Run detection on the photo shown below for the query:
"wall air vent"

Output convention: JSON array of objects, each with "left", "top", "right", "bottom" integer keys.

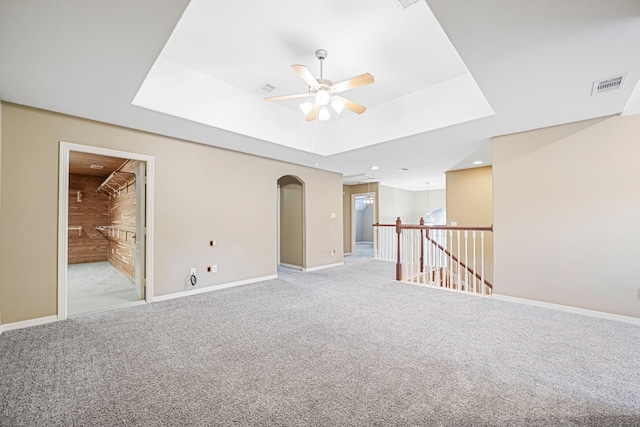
[
  {"left": 396, "top": 0, "right": 420, "bottom": 9},
  {"left": 591, "top": 74, "right": 626, "bottom": 95}
]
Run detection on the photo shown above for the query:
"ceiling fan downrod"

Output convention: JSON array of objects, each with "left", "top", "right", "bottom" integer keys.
[{"left": 316, "top": 49, "right": 327, "bottom": 80}]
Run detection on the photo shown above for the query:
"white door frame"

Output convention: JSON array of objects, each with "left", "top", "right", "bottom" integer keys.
[
  {"left": 57, "top": 142, "right": 155, "bottom": 320},
  {"left": 351, "top": 192, "right": 375, "bottom": 252}
]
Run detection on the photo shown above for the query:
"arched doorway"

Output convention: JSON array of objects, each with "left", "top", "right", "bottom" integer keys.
[{"left": 277, "top": 175, "right": 305, "bottom": 270}]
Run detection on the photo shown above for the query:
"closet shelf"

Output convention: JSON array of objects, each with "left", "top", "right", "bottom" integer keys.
[
  {"left": 96, "top": 225, "right": 136, "bottom": 239},
  {"left": 96, "top": 170, "right": 135, "bottom": 198}
]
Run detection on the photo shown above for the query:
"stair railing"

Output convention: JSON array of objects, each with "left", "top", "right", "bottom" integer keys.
[{"left": 374, "top": 218, "right": 493, "bottom": 296}]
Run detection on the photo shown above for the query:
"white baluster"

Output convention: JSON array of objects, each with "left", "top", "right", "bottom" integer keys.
[
  {"left": 472, "top": 230, "right": 477, "bottom": 293},
  {"left": 464, "top": 230, "right": 469, "bottom": 292},
  {"left": 481, "top": 231, "right": 486, "bottom": 295},
  {"left": 456, "top": 230, "right": 461, "bottom": 290}
]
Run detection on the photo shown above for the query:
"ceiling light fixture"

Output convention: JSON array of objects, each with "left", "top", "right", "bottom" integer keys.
[
  {"left": 370, "top": 166, "right": 379, "bottom": 170},
  {"left": 315, "top": 89, "right": 331, "bottom": 106},
  {"left": 363, "top": 195, "right": 375, "bottom": 205},
  {"left": 266, "top": 49, "right": 374, "bottom": 122},
  {"left": 318, "top": 107, "right": 331, "bottom": 121},
  {"left": 473, "top": 160, "right": 483, "bottom": 165}
]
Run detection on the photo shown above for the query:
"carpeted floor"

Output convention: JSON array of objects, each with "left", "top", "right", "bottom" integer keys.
[
  {"left": 1, "top": 257, "right": 639, "bottom": 426},
  {"left": 67, "top": 261, "right": 140, "bottom": 315}
]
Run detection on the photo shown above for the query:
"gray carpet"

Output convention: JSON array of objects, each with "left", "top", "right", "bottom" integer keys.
[
  {"left": 68, "top": 261, "right": 140, "bottom": 315},
  {"left": 1, "top": 257, "right": 639, "bottom": 426}
]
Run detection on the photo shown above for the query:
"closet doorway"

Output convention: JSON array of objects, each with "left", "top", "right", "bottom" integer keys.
[{"left": 58, "top": 142, "right": 154, "bottom": 319}]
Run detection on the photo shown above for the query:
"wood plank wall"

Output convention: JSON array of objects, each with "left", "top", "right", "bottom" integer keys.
[
  {"left": 68, "top": 174, "right": 109, "bottom": 264},
  {"left": 107, "top": 164, "right": 137, "bottom": 282}
]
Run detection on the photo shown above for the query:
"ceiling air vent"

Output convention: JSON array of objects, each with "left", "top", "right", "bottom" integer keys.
[
  {"left": 396, "top": 0, "right": 420, "bottom": 9},
  {"left": 257, "top": 83, "right": 276, "bottom": 94},
  {"left": 591, "top": 74, "right": 626, "bottom": 95}
]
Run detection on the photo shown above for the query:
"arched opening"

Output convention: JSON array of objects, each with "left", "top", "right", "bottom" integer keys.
[{"left": 277, "top": 175, "right": 305, "bottom": 270}]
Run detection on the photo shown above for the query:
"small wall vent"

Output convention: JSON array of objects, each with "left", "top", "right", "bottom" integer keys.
[
  {"left": 592, "top": 74, "right": 626, "bottom": 95},
  {"left": 396, "top": 0, "right": 420, "bottom": 9}
]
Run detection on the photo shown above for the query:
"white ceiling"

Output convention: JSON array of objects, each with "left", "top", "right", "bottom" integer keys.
[
  {"left": 1, "top": 0, "right": 639, "bottom": 190},
  {"left": 132, "top": 0, "right": 494, "bottom": 156}
]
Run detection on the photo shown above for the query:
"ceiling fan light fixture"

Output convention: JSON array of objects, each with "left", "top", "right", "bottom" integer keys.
[
  {"left": 315, "top": 89, "right": 331, "bottom": 106},
  {"left": 318, "top": 106, "right": 331, "bottom": 121},
  {"left": 299, "top": 101, "right": 313, "bottom": 116},
  {"left": 331, "top": 97, "right": 345, "bottom": 114}
]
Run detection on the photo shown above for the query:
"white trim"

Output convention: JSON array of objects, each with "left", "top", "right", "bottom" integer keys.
[
  {"left": 493, "top": 294, "right": 640, "bottom": 326},
  {"left": 67, "top": 300, "right": 147, "bottom": 318},
  {"left": 154, "top": 275, "right": 278, "bottom": 302},
  {"left": 304, "top": 262, "right": 344, "bottom": 272},
  {"left": 58, "top": 142, "right": 156, "bottom": 320},
  {"left": 279, "top": 262, "right": 303, "bottom": 271},
  {"left": 1, "top": 315, "right": 58, "bottom": 332},
  {"left": 0, "top": 325, "right": 3, "bottom": 336}
]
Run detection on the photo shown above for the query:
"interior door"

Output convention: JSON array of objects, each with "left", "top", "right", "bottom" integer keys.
[{"left": 134, "top": 161, "right": 146, "bottom": 299}]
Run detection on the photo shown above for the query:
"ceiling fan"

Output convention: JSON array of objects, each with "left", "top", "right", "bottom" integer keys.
[{"left": 265, "top": 49, "right": 374, "bottom": 122}]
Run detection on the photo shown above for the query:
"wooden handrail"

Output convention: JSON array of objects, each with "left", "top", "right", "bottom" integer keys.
[
  {"left": 425, "top": 234, "right": 493, "bottom": 290},
  {"left": 374, "top": 223, "right": 493, "bottom": 232}
]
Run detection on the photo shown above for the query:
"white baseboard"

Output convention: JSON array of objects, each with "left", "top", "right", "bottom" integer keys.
[
  {"left": 0, "top": 315, "right": 58, "bottom": 333},
  {"left": 67, "top": 300, "right": 147, "bottom": 318},
  {"left": 304, "top": 262, "right": 344, "bottom": 272},
  {"left": 492, "top": 294, "right": 640, "bottom": 326},
  {"left": 279, "top": 263, "right": 303, "bottom": 271},
  {"left": 154, "top": 274, "right": 278, "bottom": 302}
]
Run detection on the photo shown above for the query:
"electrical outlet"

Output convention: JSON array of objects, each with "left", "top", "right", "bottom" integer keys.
[
  {"left": 190, "top": 267, "right": 196, "bottom": 276},
  {"left": 212, "top": 265, "right": 217, "bottom": 273},
  {"left": 331, "top": 250, "right": 336, "bottom": 256}
]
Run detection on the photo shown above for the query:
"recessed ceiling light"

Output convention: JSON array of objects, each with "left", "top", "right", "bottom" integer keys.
[
  {"left": 370, "top": 166, "right": 379, "bottom": 170},
  {"left": 473, "top": 161, "right": 483, "bottom": 165},
  {"left": 90, "top": 164, "right": 104, "bottom": 169}
]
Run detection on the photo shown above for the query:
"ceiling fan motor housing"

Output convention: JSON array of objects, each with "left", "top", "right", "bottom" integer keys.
[{"left": 315, "top": 49, "right": 328, "bottom": 60}]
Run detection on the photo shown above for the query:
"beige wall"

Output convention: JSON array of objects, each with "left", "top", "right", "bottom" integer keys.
[
  {"left": 343, "top": 183, "right": 378, "bottom": 254},
  {"left": 445, "top": 167, "right": 492, "bottom": 227},
  {"left": 493, "top": 115, "right": 640, "bottom": 318},
  {"left": 0, "top": 103, "right": 343, "bottom": 324},
  {"left": 278, "top": 177, "right": 304, "bottom": 267},
  {"left": 446, "top": 166, "right": 493, "bottom": 282},
  {"left": 411, "top": 189, "right": 445, "bottom": 221},
  {"left": 378, "top": 185, "right": 415, "bottom": 224}
]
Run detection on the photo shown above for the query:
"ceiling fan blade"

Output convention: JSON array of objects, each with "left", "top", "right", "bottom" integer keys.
[
  {"left": 335, "top": 96, "right": 367, "bottom": 115},
  {"left": 305, "top": 103, "right": 320, "bottom": 121},
  {"left": 292, "top": 65, "right": 320, "bottom": 88},
  {"left": 265, "top": 93, "right": 311, "bottom": 102},
  {"left": 331, "top": 73, "right": 375, "bottom": 94}
]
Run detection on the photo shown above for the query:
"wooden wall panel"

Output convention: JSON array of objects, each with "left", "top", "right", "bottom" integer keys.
[
  {"left": 68, "top": 174, "right": 109, "bottom": 264},
  {"left": 107, "top": 174, "right": 136, "bottom": 282}
]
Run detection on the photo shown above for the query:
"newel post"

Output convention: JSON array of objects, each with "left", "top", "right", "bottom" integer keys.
[
  {"left": 395, "top": 217, "right": 402, "bottom": 281},
  {"left": 419, "top": 218, "right": 425, "bottom": 273}
]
